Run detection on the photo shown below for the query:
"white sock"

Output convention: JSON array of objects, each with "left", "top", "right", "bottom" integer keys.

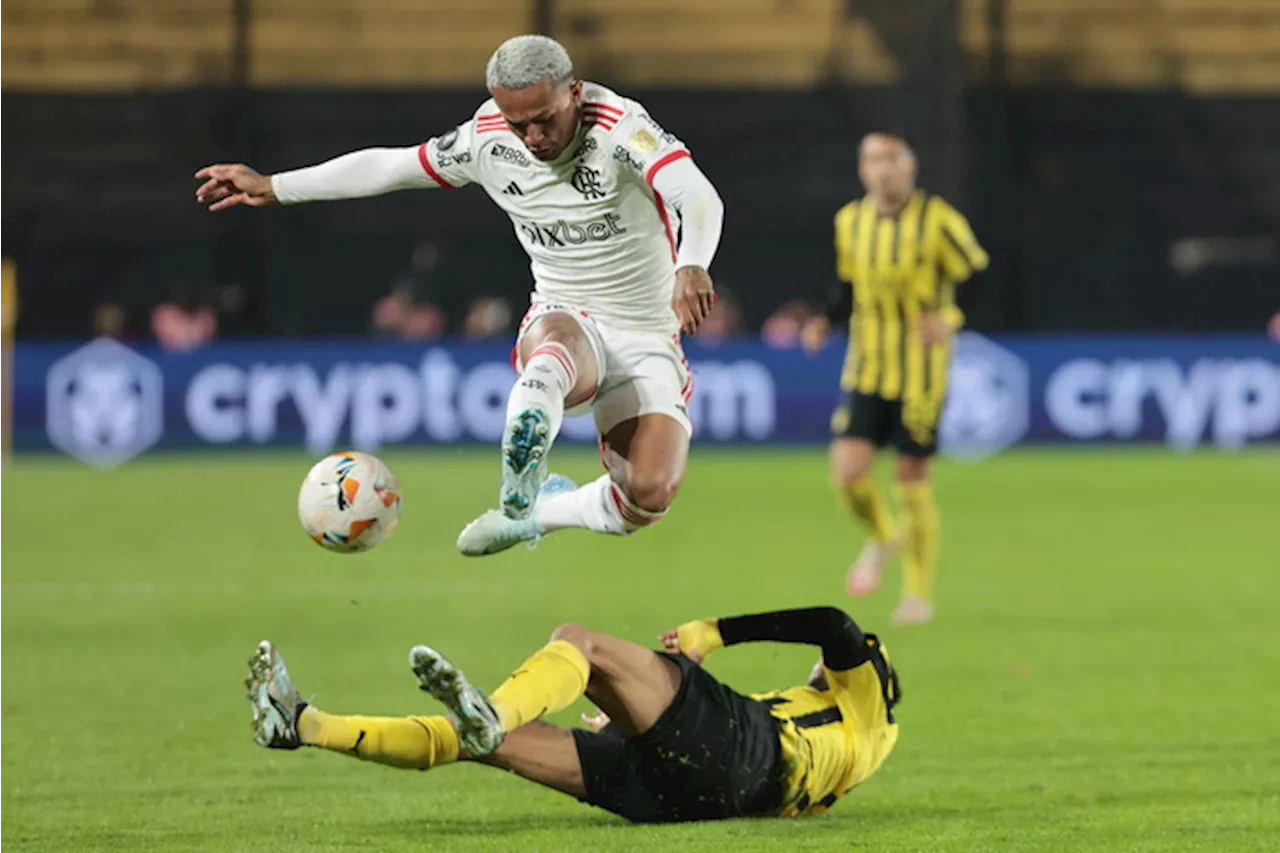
[
  {"left": 507, "top": 342, "right": 575, "bottom": 442},
  {"left": 535, "top": 474, "right": 666, "bottom": 535}
]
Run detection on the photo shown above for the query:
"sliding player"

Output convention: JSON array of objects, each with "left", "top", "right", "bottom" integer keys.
[{"left": 246, "top": 605, "right": 901, "bottom": 823}]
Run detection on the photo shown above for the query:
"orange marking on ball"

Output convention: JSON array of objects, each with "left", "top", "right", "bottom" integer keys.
[
  {"left": 342, "top": 476, "right": 360, "bottom": 506},
  {"left": 348, "top": 518, "right": 376, "bottom": 541}
]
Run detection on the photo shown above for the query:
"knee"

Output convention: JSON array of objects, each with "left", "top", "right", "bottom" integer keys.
[
  {"left": 624, "top": 469, "right": 682, "bottom": 514},
  {"left": 830, "top": 441, "right": 874, "bottom": 487},
  {"left": 895, "top": 456, "right": 931, "bottom": 484},
  {"left": 832, "top": 468, "right": 868, "bottom": 489},
  {"left": 831, "top": 458, "right": 872, "bottom": 488}
]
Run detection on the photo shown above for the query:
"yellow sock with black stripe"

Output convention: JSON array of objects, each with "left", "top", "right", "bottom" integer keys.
[
  {"left": 836, "top": 477, "right": 897, "bottom": 543},
  {"left": 299, "top": 708, "right": 459, "bottom": 769},
  {"left": 489, "top": 640, "right": 590, "bottom": 733},
  {"left": 897, "top": 481, "right": 941, "bottom": 601}
]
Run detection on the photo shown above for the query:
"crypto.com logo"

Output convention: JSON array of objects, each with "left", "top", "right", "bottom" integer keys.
[
  {"left": 938, "top": 332, "right": 1030, "bottom": 461},
  {"left": 46, "top": 338, "right": 163, "bottom": 469}
]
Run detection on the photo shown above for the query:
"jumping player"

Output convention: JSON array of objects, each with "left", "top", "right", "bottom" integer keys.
[
  {"left": 195, "top": 35, "right": 724, "bottom": 556},
  {"left": 245, "top": 606, "right": 901, "bottom": 823}
]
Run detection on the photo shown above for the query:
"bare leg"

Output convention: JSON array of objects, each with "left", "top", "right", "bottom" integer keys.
[
  {"left": 533, "top": 414, "right": 689, "bottom": 535},
  {"left": 475, "top": 721, "right": 587, "bottom": 799},
  {"left": 602, "top": 414, "right": 689, "bottom": 514},
  {"left": 551, "top": 622, "right": 681, "bottom": 737},
  {"left": 830, "top": 436, "right": 876, "bottom": 489}
]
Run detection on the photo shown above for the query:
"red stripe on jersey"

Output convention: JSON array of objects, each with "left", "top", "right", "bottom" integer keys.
[
  {"left": 477, "top": 112, "right": 502, "bottom": 120},
  {"left": 651, "top": 189, "right": 677, "bottom": 263},
  {"left": 644, "top": 149, "right": 691, "bottom": 186},
  {"left": 582, "top": 113, "right": 617, "bottom": 128},
  {"left": 417, "top": 142, "right": 455, "bottom": 189},
  {"left": 476, "top": 119, "right": 506, "bottom": 126},
  {"left": 585, "top": 102, "right": 623, "bottom": 116}
]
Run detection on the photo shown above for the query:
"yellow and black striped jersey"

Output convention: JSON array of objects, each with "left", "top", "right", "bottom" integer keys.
[
  {"left": 833, "top": 191, "right": 987, "bottom": 402},
  {"left": 751, "top": 637, "right": 900, "bottom": 817}
]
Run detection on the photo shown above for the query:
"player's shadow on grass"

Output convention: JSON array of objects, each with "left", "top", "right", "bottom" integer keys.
[
  {"left": 376, "top": 812, "right": 903, "bottom": 841},
  {"left": 376, "top": 814, "right": 622, "bottom": 837}
]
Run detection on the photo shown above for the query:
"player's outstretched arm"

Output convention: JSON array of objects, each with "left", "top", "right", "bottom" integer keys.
[
  {"left": 661, "top": 606, "right": 870, "bottom": 671},
  {"left": 195, "top": 147, "right": 438, "bottom": 211}
]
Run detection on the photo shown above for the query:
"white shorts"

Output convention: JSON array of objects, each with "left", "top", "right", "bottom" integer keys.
[{"left": 514, "top": 301, "right": 694, "bottom": 436}]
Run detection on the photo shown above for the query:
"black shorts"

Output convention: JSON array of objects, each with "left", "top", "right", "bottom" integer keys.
[
  {"left": 832, "top": 390, "right": 939, "bottom": 458},
  {"left": 572, "top": 652, "right": 784, "bottom": 824}
]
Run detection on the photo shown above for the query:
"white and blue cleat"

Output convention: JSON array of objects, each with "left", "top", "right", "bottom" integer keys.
[
  {"left": 245, "top": 640, "right": 305, "bottom": 749},
  {"left": 409, "top": 644, "right": 504, "bottom": 757},
  {"left": 458, "top": 474, "right": 576, "bottom": 557},
  {"left": 500, "top": 409, "right": 552, "bottom": 519}
]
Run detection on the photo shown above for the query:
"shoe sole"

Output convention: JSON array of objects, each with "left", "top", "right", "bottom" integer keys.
[
  {"left": 245, "top": 640, "right": 299, "bottom": 749},
  {"left": 501, "top": 411, "right": 550, "bottom": 519},
  {"left": 409, "top": 645, "right": 502, "bottom": 756}
]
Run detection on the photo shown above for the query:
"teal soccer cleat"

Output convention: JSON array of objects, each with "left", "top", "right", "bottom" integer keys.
[{"left": 500, "top": 409, "right": 552, "bottom": 519}]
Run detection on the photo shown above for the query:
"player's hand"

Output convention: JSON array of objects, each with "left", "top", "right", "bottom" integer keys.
[
  {"left": 801, "top": 316, "right": 831, "bottom": 355},
  {"left": 659, "top": 618, "right": 725, "bottom": 664},
  {"left": 918, "top": 311, "right": 953, "bottom": 346},
  {"left": 672, "top": 266, "right": 716, "bottom": 336},
  {"left": 581, "top": 709, "right": 611, "bottom": 731},
  {"left": 194, "top": 164, "right": 277, "bottom": 211}
]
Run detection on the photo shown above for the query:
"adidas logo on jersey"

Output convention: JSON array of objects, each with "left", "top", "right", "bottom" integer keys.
[{"left": 502, "top": 182, "right": 523, "bottom": 196}]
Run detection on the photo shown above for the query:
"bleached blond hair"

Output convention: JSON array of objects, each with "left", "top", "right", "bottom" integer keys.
[{"left": 486, "top": 35, "right": 574, "bottom": 91}]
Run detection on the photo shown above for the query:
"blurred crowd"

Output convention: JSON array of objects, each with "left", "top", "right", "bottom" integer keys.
[{"left": 88, "top": 238, "right": 835, "bottom": 353}]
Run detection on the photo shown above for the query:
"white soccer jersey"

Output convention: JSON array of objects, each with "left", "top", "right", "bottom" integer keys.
[{"left": 418, "top": 83, "right": 696, "bottom": 333}]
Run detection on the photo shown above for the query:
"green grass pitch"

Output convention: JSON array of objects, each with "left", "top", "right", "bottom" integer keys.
[{"left": 3, "top": 447, "right": 1278, "bottom": 852}]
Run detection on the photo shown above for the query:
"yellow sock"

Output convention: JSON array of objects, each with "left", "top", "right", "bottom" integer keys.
[
  {"left": 897, "top": 481, "right": 940, "bottom": 601},
  {"left": 836, "top": 477, "right": 897, "bottom": 543},
  {"left": 299, "top": 709, "right": 459, "bottom": 770},
  {"left": 489, "top": 640, "right": 590, "bottom": 732}
]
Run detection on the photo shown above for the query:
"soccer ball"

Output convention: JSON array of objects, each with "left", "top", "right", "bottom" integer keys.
[{"left": 298, "top": 451, "right": 402, "bottom": 553}]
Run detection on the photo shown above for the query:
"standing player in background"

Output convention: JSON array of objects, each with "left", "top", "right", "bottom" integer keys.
[
  {"left": 194, "top": 35, "right": 723, "bottom": 557},
  {"left": 802, "top": 132, "right": 987, "bottom": 626}
]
